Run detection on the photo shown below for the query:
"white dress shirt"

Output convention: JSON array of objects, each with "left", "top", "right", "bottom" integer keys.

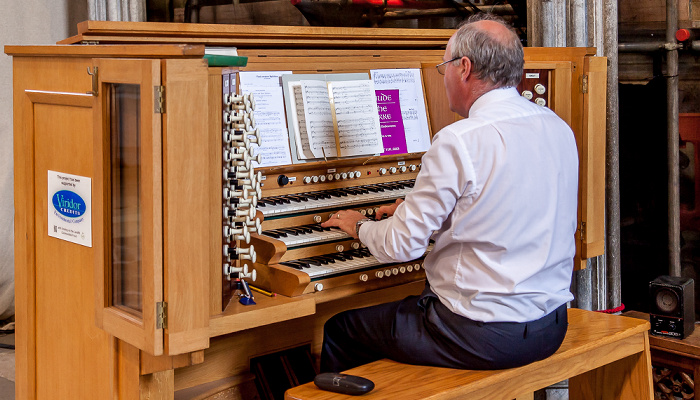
[{"left": 359, "top": 87, "right": 578, "bottom": 323}]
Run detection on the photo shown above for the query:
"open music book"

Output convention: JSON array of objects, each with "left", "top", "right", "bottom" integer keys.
[{"left": 283, "top": 74, "right": 384, "bottom": 160}]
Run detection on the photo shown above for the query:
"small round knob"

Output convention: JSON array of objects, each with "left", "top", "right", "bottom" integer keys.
[
  {"left": 277, "top": 175, "right": 290, "bottom": 186},
  {"left": 389, "top": 167, "right": 397, "bottom": 174},
  {"left": 314, "top": 283, "right": 324, "bottom": 292}
]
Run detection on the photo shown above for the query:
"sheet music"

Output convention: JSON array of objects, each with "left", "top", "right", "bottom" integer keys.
[
  {"left": 370, "top": 69, "right": 431, "bottom": 153},
  {"left": 376, "top": 89, "right": 407, "bottom": 155},
  {"left": 301, "top": 80, "right": 337, "bottom": 158},
  {"left": 328, "top": 80, "right": 383, "bottom": 157},
  {"left": 238, "top": 71, "right": 293, "bottom": 167},
  {"left": 287, "top": 82, "right": 315, "bottom": 159}
]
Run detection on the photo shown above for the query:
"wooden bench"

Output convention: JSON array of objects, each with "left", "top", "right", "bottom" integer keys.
[{"left": 285, "top": 308, "right": 654, "bottom": 400}]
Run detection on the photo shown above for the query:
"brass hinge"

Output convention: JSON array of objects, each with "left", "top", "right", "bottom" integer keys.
[
  {"left": 581, "top": 75, "right": 589, "bottom": 94},
  {"left": 156, "top": 301, "right": 168, "bottom": 329},
  {"left": 154, "top": 86, "right": 165, "bottom": 113},
  {"left": 86, "top": 67, "right": 98, "bottom": 96},
  {"left": 578, "top": 221, "right": 586, "bottom": 241}
]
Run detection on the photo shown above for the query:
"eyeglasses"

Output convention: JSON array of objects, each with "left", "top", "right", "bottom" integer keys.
[{"left": 436, "top": 56, "right": 461, "bottom": 75}]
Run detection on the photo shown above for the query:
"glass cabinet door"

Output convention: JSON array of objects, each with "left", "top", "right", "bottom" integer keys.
[{"left": 93, "top": 59, "right": 164, "bottom": 356}]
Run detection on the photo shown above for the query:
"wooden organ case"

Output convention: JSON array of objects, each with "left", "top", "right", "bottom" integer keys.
[{"left": 7, "top": 22, "right": 606, "bottom": 400}]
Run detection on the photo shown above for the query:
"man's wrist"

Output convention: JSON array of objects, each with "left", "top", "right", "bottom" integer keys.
[{"left": 355, "top": 218, "right": 372, "bottom": 239}]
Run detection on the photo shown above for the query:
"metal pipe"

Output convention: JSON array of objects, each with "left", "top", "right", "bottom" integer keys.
[
  {"left": 604, "top": 0, "right": 622, "bottom": 310},
  {"left": 568, "top": 0, "right": 587, "bottom": 46},
  {"left": 618, "top": 41, "right": 666, "bottom": 52},
  {"left": 526, "top": 0, "right": 543, "bottom": 47},
  {"left": 667, "top": 0, "right": 681, "bottom": 276}
]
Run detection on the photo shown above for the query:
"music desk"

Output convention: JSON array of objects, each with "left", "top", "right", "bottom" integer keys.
[{"left": 626, "top": 311, "right": 700, "bottom": 399}]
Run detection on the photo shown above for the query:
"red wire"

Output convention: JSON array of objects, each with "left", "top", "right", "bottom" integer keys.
[{"left": 596, "top": 303, "right": 626, "bottom": 314}]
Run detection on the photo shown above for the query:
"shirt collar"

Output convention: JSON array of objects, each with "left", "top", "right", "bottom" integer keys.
[{"left": 469, "top": 86, "right": 519, "bottom": 116}]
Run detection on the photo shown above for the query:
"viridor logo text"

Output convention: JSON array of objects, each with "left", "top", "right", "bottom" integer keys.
[{"left": 52, "top": 190, "right": 86, "bottom": 218}]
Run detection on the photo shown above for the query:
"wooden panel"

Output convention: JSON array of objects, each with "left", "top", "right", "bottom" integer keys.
[
  {"left": 140, "top": 369, "right": 175, "bottom": 400},
  {"left": 33, "top": 97, "right": 114, "bottom": 399},
  {"left": 12, "top": 55, "right": 116, "bottom": 400},
  {"left": 118, "top": 342, "right": 142, "bottom": 400},
  {"left": 5, "top": 44, "right": 205, "bottom": 58},
  {"left": 580, "top": 57, "right": 608, "bottom": 259},
  {"left": 58, "top": 21, "right": 454, "bottom": 48},
  {"left": 209, "top": 295, "right": 316, "bottom": 337},
  {"left": 161, "top": 58, "right": 211, "bottom": 355},
  {"left": 208, "top": 69, "right": 225, "bottom": 316}
]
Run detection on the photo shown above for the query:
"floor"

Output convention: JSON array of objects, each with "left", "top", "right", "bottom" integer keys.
[{"left": 0, "top": 322, "right": 14, "bottom": 400}]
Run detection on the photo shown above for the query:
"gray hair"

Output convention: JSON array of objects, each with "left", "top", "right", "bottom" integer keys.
[{"left": 449, "top": 14, "right": 524, "bottom": 88}]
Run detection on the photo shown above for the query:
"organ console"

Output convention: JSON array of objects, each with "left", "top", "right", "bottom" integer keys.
[{"left": 7, "top": 22, "right": 607, "bottom": 400}]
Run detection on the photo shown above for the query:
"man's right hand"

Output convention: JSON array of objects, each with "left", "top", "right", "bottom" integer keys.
[{"left": 375, "top": 198, "right": 404, "bottom": 220}]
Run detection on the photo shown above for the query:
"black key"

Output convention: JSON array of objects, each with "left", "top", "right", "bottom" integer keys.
[
  {"left": 280, "top": 261, "right": 303, "bottom": 270},
  {"left": 262, "top": 230, "right": 281, "bottom": 239}
]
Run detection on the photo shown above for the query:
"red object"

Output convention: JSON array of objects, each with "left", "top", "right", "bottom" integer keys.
[
  {"left": 596, "top": 303, "right": 625, "bottom": 314},
  {"left": 676, "top": 29, "right": 691, "bottom": 42},
  {"left": 290, "top": 0, "right": 301, "bottom": 5}
]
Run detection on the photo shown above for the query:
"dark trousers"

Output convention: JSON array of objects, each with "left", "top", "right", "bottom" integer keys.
[{"left": 320, "top": 285, "right": 568, "bottom": 373}]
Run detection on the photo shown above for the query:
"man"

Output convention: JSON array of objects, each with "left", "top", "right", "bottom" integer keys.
[{"left": 320, "top": 13, "right": 579, "bottom": 373}]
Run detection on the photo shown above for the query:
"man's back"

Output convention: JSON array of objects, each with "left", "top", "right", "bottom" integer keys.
[{"left": 420, "top": 86, "right": 579, "bottom": 322}]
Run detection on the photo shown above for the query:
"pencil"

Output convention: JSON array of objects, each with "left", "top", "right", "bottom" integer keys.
[{"left": 249, "top": 285, "right": 276, "bottom": 297}]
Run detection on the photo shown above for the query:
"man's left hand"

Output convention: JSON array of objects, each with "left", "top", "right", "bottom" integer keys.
[{"left": 321, "top": 210, "right": 366, "bottom": 239}]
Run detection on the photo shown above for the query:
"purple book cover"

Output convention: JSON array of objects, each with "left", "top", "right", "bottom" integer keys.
[{"left": 376, "top": 90, "right": 407, "bottom": 155}]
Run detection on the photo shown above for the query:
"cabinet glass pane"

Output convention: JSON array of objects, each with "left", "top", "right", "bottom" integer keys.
[{"left": 110, "top": 83, "right": 142, "bottom": 315}]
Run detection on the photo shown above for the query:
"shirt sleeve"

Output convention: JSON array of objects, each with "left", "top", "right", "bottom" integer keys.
[{"left": 359, "top": 129, "right": 477, "bottom": 263}]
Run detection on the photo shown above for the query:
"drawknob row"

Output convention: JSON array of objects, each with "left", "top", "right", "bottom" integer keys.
[{"left": 222, "top": 87, "right": 260, "bottom": 284}]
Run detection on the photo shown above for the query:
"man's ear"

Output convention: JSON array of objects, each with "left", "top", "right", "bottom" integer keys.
[{"left": 460, "top": 56, "right": 472, "bottom": 82}]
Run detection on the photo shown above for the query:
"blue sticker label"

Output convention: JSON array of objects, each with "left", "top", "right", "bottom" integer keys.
[{"left": 52, "top": 190, "right": 86, "bottom": 218}]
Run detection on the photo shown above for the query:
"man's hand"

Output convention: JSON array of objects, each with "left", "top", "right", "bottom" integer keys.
[
  {"left": 375, "top": 199, "right": 404, "bottom": 220},
  {"left": 321, "top": 209, "right": 366, "bottom": 239}
]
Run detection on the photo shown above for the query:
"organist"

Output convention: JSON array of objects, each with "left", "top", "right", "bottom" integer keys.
[{"left": 320, "top": 14, "right": 578, "bottom": 373}]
